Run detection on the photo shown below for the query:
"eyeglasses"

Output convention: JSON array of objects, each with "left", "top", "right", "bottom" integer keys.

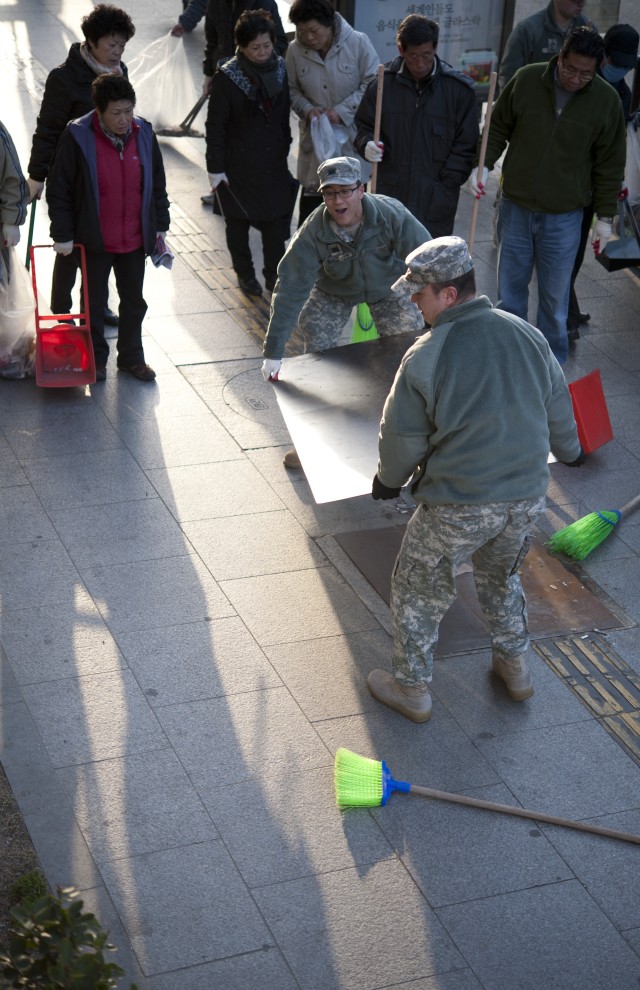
[
  {"left": 321, "top": 186, "right": 360, "bottom": 201},
  {"left": 559, "top": 61, "right": 595, "bottom": 82}
]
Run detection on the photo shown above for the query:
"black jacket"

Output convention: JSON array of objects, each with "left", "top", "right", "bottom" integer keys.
[
  {"left": 354, "top": 56, "right": 478, "bottom": 238},
  {"left": 47, "top": 112, "right": 170, "bottom": 255},
  {"left": 203, "top": 0, "right": 287, "bottom": 77},
  {"left": 28, "top": 43, "right": 128, "bottom": 182},
  {"left": 205, "top": 55, "right": 292, "bottom": 221}
]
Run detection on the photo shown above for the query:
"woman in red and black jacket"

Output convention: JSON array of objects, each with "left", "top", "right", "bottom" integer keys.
[{"left": 46, "top": 73, "right": 170, "bottom": 381}]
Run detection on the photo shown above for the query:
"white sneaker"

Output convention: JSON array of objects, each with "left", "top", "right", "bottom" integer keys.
[
  {"left": 492, "top": 654, "right": 534, "bottom": 701},
  {"left": 367, "top": 669, "right": 432, "bottom": 722}
]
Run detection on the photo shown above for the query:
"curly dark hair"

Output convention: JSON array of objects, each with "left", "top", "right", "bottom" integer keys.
[
  {"left": 288, "top": 0, "right": 335, "bottom": 28},
  {"left": 234, "top": 10, "right": 276, "bottom": 48},
  {"left": 561, "top": 25, "right": 605, "bottom": 63},
  {"left": 81, "top": 4, "right": 135, "bottom": 45},
  {"left": 92, "top": 72, "right": 136, "bottom": 112}
]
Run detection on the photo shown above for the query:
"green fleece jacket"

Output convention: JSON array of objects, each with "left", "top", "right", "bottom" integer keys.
[
  {"left": 378, "top": 295, "right": 581, "bottom": 506},
  {"left": 485, "top": 56, "right": 626, "bottom": 217},
  {"left": 263, "top": 193, "right": 430, "bottom": 359}
]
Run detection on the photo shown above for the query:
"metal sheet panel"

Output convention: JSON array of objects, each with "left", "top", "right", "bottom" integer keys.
[{"left": 272, "top": 333, "right": 421, "bottom": 503}]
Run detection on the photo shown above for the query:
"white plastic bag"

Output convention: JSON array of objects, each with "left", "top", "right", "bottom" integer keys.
[
  {"left": 625, "top": 120, "right": 640, "bottom": 206},
  {"left": 0, "top": 247, "right": 36, "bottom": 379},
  {"left": 310, "top": 114, "right": 350, "bottom": 162},
  {"left": 127, "top": 35, "right": 200, "bottom": 129}
]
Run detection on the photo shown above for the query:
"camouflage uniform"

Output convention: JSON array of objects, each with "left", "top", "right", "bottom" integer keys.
[
  {"left": 391, "top": 496, "right": 547, "bottom": 686},
  {"left": 290, "top": 286, "right": 424, "bottom": 355}
]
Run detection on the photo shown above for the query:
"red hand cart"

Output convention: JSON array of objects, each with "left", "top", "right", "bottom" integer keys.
[{"left": 30, "top": 243, "right": 96, "bottom": 387}]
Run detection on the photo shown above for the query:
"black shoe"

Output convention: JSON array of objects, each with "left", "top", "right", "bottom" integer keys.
[
  {"left": 117, "top": 362, "right": 156, "bottom": 381},
  {"left": 579, "top": 311, "right": 590, "bottom": 324},
  {"left": 95, "top": 366, "right": 107, "bottom": 381},
  {"left": 264, "top": 275, "right": 277, "bottom": 293},
  {"left": 567, "top": 324, "right": 580, "bottom": 342},
  {"left": 104, "top": 307, "right": 119, "bottom": 327},
  {"left": 237, "top": 275, "right": 263, "bottom": 297},
  {"left": 201, "top": 192, "right": 215, "bottom": 205}
]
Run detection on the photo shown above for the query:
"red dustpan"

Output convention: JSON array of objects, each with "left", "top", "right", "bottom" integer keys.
[
  {"left": 568, "top": 369, "right": 613, "bottom": 454},
  {"left": 30, "top": 243, "right": 96, "bottom": 387}
]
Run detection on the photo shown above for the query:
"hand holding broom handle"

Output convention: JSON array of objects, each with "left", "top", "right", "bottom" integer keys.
[
  {"left": 468, "top": 70, "right": 497, "bottom": 254},
  {"left": 335, "top": 748, "right": 640, "bottom": 846},
  {"left": 370, "top": 64, "right": 385, "bottom": 195}
]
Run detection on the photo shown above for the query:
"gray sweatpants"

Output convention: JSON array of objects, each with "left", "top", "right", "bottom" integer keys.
[{"left": 391, "top": 496, "right": 547, "bottom": 686}]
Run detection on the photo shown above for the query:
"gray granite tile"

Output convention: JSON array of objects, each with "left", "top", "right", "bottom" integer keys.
[
  {"left": 22, "top": 802, "right": 102, "bottom": 891},
  {"left": 0, "top": 538, "right": 80, "bottom": 613},
  {"left": 57, "top": 749, "right": 217, "bottom": 864},
  {"left": 0, "top": 461, "right": 29, "bottom": 488},
  {"left": 623, "top": 928, "right": 640, "bottom": 955},
  {"left": 600, "top": 627, "right": 640, "bottom": 674},
  {"left": 316, "top": 709, "right": 500, "bottom": 793},
  {"left": 203, "top": 766, "right": 394, "bottom": 888},
  {"left": 147, "top": 949, "right": 298, "bottom": 990},
  {"left": 0, "top": 702, "right": 70, "bottom": 814},
  {"left": 183, "top": 509, "right": 326, "bottom": 580},
  {"left": 265, "top": 629, "right": 393, "bottom": 721},
  {"left": 475, "top": 719, "right": 640, "bottom": 819},
  {"left": 584, "top": 556, "right": 640, "bottom": 624},
  {"left": 437, "top": 880, "right": 640, "bottom": 990},
  {"left": 145, "top": 459, "right": 284, "bottom": 522},
  {"left": 0, "top": 591, "right": 125, "bottom": 684},
  {"left": 0, "top": 485, "right": 58, "bottom": 544},
  {"left": 156, "top": 687, "right": 330, "bottom": 790},
  {"left": 253, "top": 859, "right": 464, "bottom": 989},
  {"left": 143, "top": 279, "right": 225, "bottom": 317},
  {"left": 3, "top": 406, "right": 124, "bottom": 461},
  {"left": 117, "top": 616, "right": 281, "bottom": 708},
  {"left": 145, "top": 311, "right": 261, "bottom": 364},
  {"left": 373, "top": 780, "right": 572, "bottom": 908},
  {"left": 382, "top": 975, "right": 483, "bottom": 990},
  {"left": 49, "top": 497, "right": 190, "bottom": 570},
  {"left": 22, "top": 448, "right": 154, "bottom": 510},
  {"left": 114, "top": 411, "right": 242, "bottom": 469},
  {"left": 21, "top": 670, "right": 168, "bottom": 767},
  {"left": 0, "top": 646, "right": 23, "bottom": 706},
  {"left": 220, "top": 567, "right": 381, "bottom": 646},
  {"left": 541, "top": 808, "right": 640, "bottom": 930},
  {"left": 95, "top": 371, "right": 210, "bottom": 423},
  {"left": 432, "top": 647, "right": 592, "bottom": 738},
  {"left": 81, "top": 554, "right": 234, "bottom": 634},
  {"left": 99, "top": 840, "right": 274, "bottom": 976}
]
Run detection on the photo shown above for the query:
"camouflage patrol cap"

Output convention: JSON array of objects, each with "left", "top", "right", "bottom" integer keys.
[
  {"left": 391, "top": 236, "right": 474, "bottom": 305},
  {"left": 317, "top": 156, "right": 361, "bottom": 190}
]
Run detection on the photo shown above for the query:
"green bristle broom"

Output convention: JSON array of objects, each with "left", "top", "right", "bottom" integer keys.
[
  {"left": 547, "top": 493, "right": 640, "bottom": 560},
  {"left": 334, "top": 747, "right": 640, "bottom": 845}
]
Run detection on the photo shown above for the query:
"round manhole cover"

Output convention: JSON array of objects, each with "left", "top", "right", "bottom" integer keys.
[{"left": 222, "top": 368, "right": 283, "bottom": 425}]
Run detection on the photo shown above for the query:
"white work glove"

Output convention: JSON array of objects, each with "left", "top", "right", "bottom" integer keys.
[
  {"left": 261, "top": 358, "right": 282, "bottom": 382},
  {"left": 53, "top": 240, "right": 74, "bottom": 256},
  {"left": 27, "top": 177, "right": 45, "bottom": 201},
  {"left": 208, "top": 172, "right": 228, "bottom": 190},
  {"left": 591, "top": 218, "right": 612, "bottom": 256},
  {"left": 3, "top": 225, "right": 20, "bottom": 247},
  {"left": 364, "top": 140, "right": 384, "bottom": 163},
  {"left": 469, "top": 166, "right": 489, "bottom": 198}
]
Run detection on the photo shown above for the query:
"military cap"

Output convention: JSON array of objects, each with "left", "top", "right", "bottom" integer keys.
[
  {"left": 317, "top": 156, "right": 361, "bottom": 190},
  {"left": 391, "top": 236, "right": 474, "bottom": 305}
]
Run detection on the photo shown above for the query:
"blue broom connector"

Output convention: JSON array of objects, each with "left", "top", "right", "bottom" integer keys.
[{"left": 380, "top": 760, "right": 412, "bottom": 805}]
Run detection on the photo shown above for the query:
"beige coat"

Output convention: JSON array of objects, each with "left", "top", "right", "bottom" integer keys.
[{"left": 286, "top": 13, "right": 378, "bottom": 191}]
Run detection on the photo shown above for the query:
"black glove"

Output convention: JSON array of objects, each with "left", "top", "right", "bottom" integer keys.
[
  {"left": 372, "top": 474, "right": 402, "bottom": 500},
  {"left": 561, "top": 447, "right": 586, "bottom": 467}
]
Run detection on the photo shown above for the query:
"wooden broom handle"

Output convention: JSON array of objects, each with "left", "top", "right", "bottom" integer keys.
[
  {"left": 409, "top": 784, "right": 640, "bottom": 845},
  {"left": 370, "top": 64, "right": 384, "bottom": 194},
  {"left": 468, "top": 70, "right": 497, "bottom": 253}
]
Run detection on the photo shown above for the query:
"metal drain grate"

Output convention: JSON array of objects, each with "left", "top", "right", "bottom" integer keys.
[{"left": 534, "top": 635, "right": 640, "bottom": 767}]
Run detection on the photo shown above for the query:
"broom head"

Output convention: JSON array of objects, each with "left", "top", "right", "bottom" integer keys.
[
  {"left": 547, "top": 509, "right": 621, "bottom": 560},
  {"left": 334, "top": 747, "right": 410, "bottom": 808}
]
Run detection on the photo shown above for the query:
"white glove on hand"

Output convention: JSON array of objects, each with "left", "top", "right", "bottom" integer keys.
[
  {"left": 469, "top": 167, "right": 489, "bottom": 198},
  {"left": 53, "top": 240, "right": 74, "bottom": 256},
  {"left": 208, "top": 172, "right": 228, "bottom": 190},
  {"left": 591, "top": 218, "right": 612, "bottom": 255},
  {"left": 27, "top": 177, "right": 44, "bottom": 202},
  {"left": 364, "top": 140, "right": 384, "bottom": 163},
  {"left": 3, "top": 225, "right": 20, "bottom": 247},
  {"left": 261, "top": 358, "right": 282, "bottom": 382}
]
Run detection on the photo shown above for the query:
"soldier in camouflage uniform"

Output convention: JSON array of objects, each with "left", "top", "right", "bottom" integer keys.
[
  {"left": 261, "top": 155, "right": 430, "bottom": 468},
  {"left": 368, "top": 236, "right": 585, "bottom": 723}
]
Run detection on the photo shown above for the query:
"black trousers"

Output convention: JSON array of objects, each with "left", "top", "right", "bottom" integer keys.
[
  {"left": 51, "top": 250, "right": 116, "bottom": 317},
  {"left": 297, "top": 192, "right": 323, "bottom": 227},
  {"left": 84, "top": 247, "right": 147, "bottom": 368},
  {"left": 567, "top": 203, "right": 594, "bottom": 328},
  {"left": 224, "top": 215, "right": 287, "bottom": 282}
]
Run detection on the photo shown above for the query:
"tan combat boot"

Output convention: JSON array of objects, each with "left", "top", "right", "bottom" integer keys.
[{"left": 367, "top": 669, "right": 432, "bottom": 723}]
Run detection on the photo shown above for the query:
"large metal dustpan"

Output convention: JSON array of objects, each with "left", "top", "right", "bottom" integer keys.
[{"left": 30, "top": 243, "right": 96, "bottom": 387}]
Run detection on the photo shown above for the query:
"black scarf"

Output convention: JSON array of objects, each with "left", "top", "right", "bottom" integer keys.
[{"left": 236, "top": 51, "right": 281, "bottom": 102}]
